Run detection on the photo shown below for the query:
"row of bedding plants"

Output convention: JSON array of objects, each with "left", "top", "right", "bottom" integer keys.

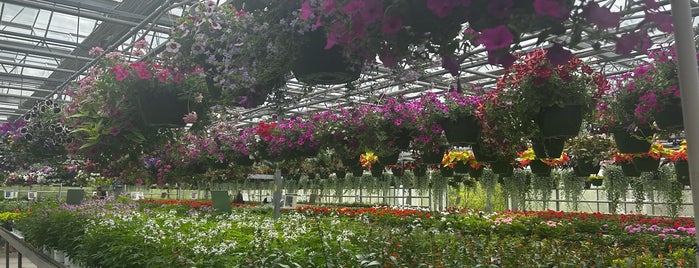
[{"left": 12, "top": 198, "right": 697, "bottom": 267}]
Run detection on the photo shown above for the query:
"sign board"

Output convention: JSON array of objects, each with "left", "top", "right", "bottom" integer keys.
[
  {"left": 3, "top": 191, "right": 17, "bottom": 200},
  {"left": 66, "top": 189, "right": 85, "bottom": 205},
  {"left": 27, "top": 191, "right": 37, "bottom": 201},
  {"left": 211, "top": 190, "right": 231, "bottom": 213}
]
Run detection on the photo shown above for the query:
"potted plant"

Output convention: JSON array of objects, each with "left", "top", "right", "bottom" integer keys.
[
  {"left": 164, "top": 1, "right": 307, "bottom": 107},
  {"left": 301, "top": 0, "right": 662, "bottom": 69},
  {"left": 565, "top": 134, "right": 614, "bottom": 176},
  {"left": 668, "top": 140, "right": 689, "bottom": 186},
  {"left": 518, "top": 147, "right": 569, "bottom": 177},
  {"left": 409, "top": 93, "right": 449, "bottom": 164},
  {"left": 474, "top": 89, "right": 529, "bottom": 175},
  {"left": 64, "top": 46, "right": 212, "bottom": 177},
  {"left": 604, "top": 47, "right": 686, "bottom": 132},
  {"left": 2, "top": 100, "right": 71, "bottom": 168},
  {"left": 497, "top": 49, "right": 608, "bottom": 158},
  {"left": 612, "top": 152, "right": 640, "bottom": 177},
  {"left": 246, "top": 117, "right": 319, "bottom": 163},
  {"left": 600, "top": 57, "right": 665, "bottom": 153},
  {"left": 433, "top": 88, "right": 482, "bottom": 146}
]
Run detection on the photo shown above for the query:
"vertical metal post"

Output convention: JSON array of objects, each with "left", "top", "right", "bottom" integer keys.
[
  {"left": 5, "top": 241, "right": 9, "bottom": 268},
  {"left": 17, "top": 252, "right": 21, "bottom": 268},
  {"left": 273, "top": 165, "right": 282, "bottom": 220},
  {"left": 670, "top": 1, "right": 699, "bottom": 263}
]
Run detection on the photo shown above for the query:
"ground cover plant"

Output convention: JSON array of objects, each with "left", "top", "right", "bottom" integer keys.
[{"left": 12, "top": 198, "right": 697, "bottom": 267}]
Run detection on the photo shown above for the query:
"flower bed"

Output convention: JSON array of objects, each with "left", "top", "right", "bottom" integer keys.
[{"left": 14, "top": 199, "right": 697, "bottom": 267}]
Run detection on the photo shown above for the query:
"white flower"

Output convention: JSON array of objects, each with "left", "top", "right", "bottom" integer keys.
[{"left": 165, "top": 41, "right": 181, "bottom": 53}]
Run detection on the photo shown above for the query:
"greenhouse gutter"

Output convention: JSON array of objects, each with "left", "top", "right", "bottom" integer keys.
[{"left": 671, "top": 0, "right": 699, "bottom": 262}]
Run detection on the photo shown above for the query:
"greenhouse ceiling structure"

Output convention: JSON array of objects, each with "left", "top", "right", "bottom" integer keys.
[{"left": 0, "top": 0, "right": 695, "bottom": 125}]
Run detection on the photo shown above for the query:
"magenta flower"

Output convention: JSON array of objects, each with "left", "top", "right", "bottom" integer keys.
[
  {"left": 487, "top": 50, "right": 516, "bottom": 67},
  {"left": 533, "top": 0, "right": 566, "bottom": 18},
  {"left": 582, "top": 2, "right": 620, "bottom": 29},
  {"left": 301, "top": 1, "right": 313, "bottom": 21},
  {"left": 322, "top": 0, "right": 339, "bottom": 14},
  {"left": 109, "top": 126, "right": 121, "bottom": 136},
  {"left": 379, "top": 51, "right": 398, "bottom": 67},
  {"left": 156, "top": 69, "right": 169, "bottom": 83},
  {"left": 172, "top": 72, "right": 185, "bottom": 83},
  {"left": 546, "top": 43, "right": 572, "bottom": 66},
  {"left": 342, "top": 0, "right": 364, "bottom": 14},
  {"left": 427, "top": 0, "right": 454, "bottom": 18},
  {"left": 183, "top": 112, "right": 198, "bottom": 124},
  {"left": 646, "top": 12, "right": 673, "bottom": 33},
  {"left": 360, "top": 0, "right": 383, "bottom": 23},
  {"left": 441, "top": 55, "right": 460, "bottom": 77},
  {"left": 381, "top": 14, "right": 403, "bottom": 35},
  {"left": 479, "top": 25, "right": 513, "bottom": 51},
  {"left": 109, "top": 65, "right": 130, "bottom": 81},
  {"left": 129, "top": 62, "right": 153, "bottom": 80},
  {"left": 615, "top": 31, "right": 651, "bottom": 55},
  {"left": 487, "top": 0, "right": 513, "bottom": 20}
]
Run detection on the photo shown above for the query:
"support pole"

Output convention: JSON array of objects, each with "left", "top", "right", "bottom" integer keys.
[
  {"left": 670, "top": 0, "right": 699, "bottom": 263},
  {"left": 273, "top": 165, "right": 282, "bottom": 220}
]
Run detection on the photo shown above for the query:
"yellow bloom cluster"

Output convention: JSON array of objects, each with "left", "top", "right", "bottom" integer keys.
[{"left": 360, "top": 152, "right": 379, "bottom": 168}]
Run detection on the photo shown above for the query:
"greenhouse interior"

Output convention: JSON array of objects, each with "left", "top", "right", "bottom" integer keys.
[{"left": 2, "top": 0, "right": 699, "bottom": 267}]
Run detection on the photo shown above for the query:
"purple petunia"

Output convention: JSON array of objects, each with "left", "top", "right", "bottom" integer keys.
[{"left": 479, "top": 25, "right": 513, "bottom": 51}]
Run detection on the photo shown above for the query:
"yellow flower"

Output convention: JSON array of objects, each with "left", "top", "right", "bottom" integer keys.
[{"left": 359, "top": 152, "right": 378, "bottom": 168}]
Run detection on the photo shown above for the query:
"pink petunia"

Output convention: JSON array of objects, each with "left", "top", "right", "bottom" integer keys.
[
  {"left": 582, "top": 2, "right": 620, "bottom": 29},
  {"left": 129, "top": 62, "right": 152, "bottom": 80},
  {"left": 109, "top": 65, "right": 131, "bottom": 81},
  {"left": 487, "top": 0, "right": 513, "bottom": 19},
  {"left": 427, "top": 0, "right": 454, "bottom": 18},
  {"left": 342, "top": 0, "right": 364, "bottom": 14},
  {"left": 533, "top": 0, "right": 566, "bottom": 18},
  {"left": 360, "top": 0, "right": 383, "bottom": 23},
  {"left": 301, "top": 1, "right": 313, "bottom": 21},
  {"left": 479, "top": 25, "right": 513, "bottom": 51},
  {"left": 156, "top": 69, "right": 170, "bottom": 83},
  {"left": 381, "top": 14, "right": 403, "bottom": 35}
]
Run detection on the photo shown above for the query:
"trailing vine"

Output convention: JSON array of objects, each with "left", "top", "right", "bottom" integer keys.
[
  {"left": 560, "top": 170, "right": 586, "bottom": 210},
  {"left": 501, "top": 169, "right": 530, "bottom": 211},
  {"left": 603, "top": 165, "right": 630, "bottom": 213},
  {"left": 530, "top": 172, "right": 556, "bottom": 209}
]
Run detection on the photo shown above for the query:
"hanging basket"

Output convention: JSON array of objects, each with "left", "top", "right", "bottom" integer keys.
[
  {"left": 453, "top": 162, "right": 470, "bottom": 174},
  {"left": 529, "top": 159, "right": 552, "bottom": 177},
  {"left": 335, "top": 169, "right": 347, "bottom": 179},
  {"left": 472, "top": 143, "right": 498, "bottom": 163},
  {"left": 590, "top": 178, "right": 604, "bottom": 187},
  {"left": 612, "top": 128, "right": 653, "bottom": 154},
  {"left": 370, "top": 164, "right": 385, "bottom": 178},
  {"left": 620, "top": 162, "right": 641, "bottom": 177},
  {"left": 136, "top": 88, "right": 189, "bottom": 128},
  {"left": 413, "top": 165, "right": 427, "bottom": 177},
  {"left": 675, "top": 160, "right": 690, "bottom": 186},
  {"left": 439, "top": 114, "right": 480, "bottom": 145},
  {"left": 351, "top": 166, "right": 364, "bottom": 177},
  {"left": 534, "top": 105, "right": 583, "bottom": 139},
  {"left": 532, "top": 137, "right": 566, "bottom": 159},
  {"left": 655, "top": 100, "right": 684, "bottom": 131},
  {"left": 631, "top": 156, "right": 660, "bottom": 172},
  {"left": 573, "top": 160, "right": 600, "bottom": 177},
  {"left": 391, "top": 167, "right": 405, "bottom": 177},
  {"left": 468, "top": 166, "right": 485, "bottom": 179},
  {"left": 292, "top": 29, "right": 362, "bottom": 85},
  {"left": 440, "top": 167, "right": 454, "bottom": 177},
  {"left": 421, "top": 149, "right": 445, "bottom": 164},
  {"left": 490, "top": 161, "right": 514, "bottom": 177}
]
